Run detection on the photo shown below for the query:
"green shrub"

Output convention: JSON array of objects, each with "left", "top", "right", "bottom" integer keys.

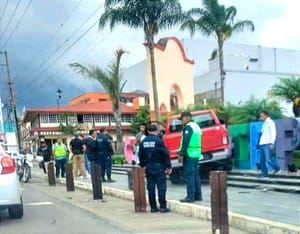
[{"left": 112, "top": 154, "right": 126, "bottom": 165}]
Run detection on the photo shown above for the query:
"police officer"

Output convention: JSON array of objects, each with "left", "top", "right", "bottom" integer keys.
[
  {"left": 177, "top": 111, "right": 203, "bottom": 203},
  {"left": 138, "top": 124, "right": 172, "bottom": 213},
  {"left": 96, "top": 128, "right": 115, "bottom": 182}
]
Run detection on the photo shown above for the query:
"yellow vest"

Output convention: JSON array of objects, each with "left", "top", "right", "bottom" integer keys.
[{"left": 54, "top": 143, "right": 67, "bottom": 158}]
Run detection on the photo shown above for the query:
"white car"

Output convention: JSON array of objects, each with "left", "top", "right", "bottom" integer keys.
[{"left": 0, "top": 145, "right": 23, "bottom": 218}]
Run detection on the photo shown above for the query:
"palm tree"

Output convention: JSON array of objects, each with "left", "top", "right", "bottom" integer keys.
[
  {"left": 70, "top": 49, "right": 127, "bottom": 153},
  {"left": 180, "top": 0, "right": 254, "bottom": 104},
  {"left": 99, "top": 0, "right": 183, "bottom": 120},
  {"left": 232, "top": 96, "right": 283, "bottom": 123},
  {"left": 269, "top": 77, "right": 300, "bottom": 117}
]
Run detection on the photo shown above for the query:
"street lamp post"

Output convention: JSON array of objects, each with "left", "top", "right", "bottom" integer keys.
[{"left": 57, "top": 89, "right": 62, "bottom": 124}]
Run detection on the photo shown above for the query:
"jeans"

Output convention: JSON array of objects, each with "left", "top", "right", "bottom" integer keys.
[
  {"left": 260, "top": 144, "right": 280, "bottom": 176},
  {"left": 99, "top": 156, "right": 107, "bottom": 179},
  {"left": 145, "top": 164, "right": 167, "bottom": 209},
  {"left": 183, "top": 158, "right": 202, "bottom": 201},
  {"left": 41, "top": 160, "right": 50, "bottom": 174},
  {"left": 84, "top": 153, "right": 91, "bottom": 174},
  {"left": 105, "top": 156, "right": 112, "bottom": 179},
  {"left": 55, "top": 158, "right": 67, "bottom": 177}
]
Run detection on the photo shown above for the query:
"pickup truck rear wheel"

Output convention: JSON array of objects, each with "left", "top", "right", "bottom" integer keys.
[{"left": 169, "top": 168, "right": 185, "bottom": 184}]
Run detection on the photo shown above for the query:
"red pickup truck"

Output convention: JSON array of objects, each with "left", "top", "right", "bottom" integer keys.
[{"left": 162, "top": 110, "right": 232, "bottom": 184}]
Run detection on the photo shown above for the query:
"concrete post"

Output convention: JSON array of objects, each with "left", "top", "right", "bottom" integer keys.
[
  {"left": 90, "top": 164, "right": 103, "bottom": 200},
  {"left": 65, "top": 163, "right": 75, "bottom": 192},
  {"left": 132, "top": 167, "right": 147, "bottom": 212},
  {"left": 210, "top": 171, "right": 229, "bottom": 234},
  {"left": 47, "top": 162, "right": 56, "bottom": 186}
]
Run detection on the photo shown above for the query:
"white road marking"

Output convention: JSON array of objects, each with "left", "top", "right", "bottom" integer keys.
[{"left": 24, "top": 202, "right": 54, "bottom": 206}]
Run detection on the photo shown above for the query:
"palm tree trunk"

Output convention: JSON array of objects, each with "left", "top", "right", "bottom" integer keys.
[
  {"left": 113, "top": 108, "right": 123, "bottom": 154},
  {"left": 148, "top": 36, "right": 160, "bottom": 120},
  {"left": 217, "top": 37, "right": 225, "bottom": 105},
  {"left": 293, "top": 103, "right": 300, "bottom": 117}
]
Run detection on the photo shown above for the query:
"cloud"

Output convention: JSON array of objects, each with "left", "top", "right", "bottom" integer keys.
[{"left": 260, "top": 0, "right": 300, "bottom": 49}]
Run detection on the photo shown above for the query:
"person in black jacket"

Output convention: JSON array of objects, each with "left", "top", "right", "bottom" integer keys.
[
  {"left": 96, "top": 128, "right": 115, "bottom": 182},
  {"left": 84, "top": 129, "right": 98, "bottom": 166},
  {"left": 70, "top": 134, "right": 86, "bottom": 178},
  {"left": 37, "top": 139, "right": 51, "bottom": 174},
  {"left": 138, "top": 124, "right": 172, "bottom": 213}
]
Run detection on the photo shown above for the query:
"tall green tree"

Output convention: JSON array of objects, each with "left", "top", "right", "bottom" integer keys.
[
  {"left": 99, "top": 0, "right": 183, "bottom": 120},
  {"left": 269, "top": 77, "right": 300, "bottom": 117},
  {"left": 131, "top": 106, "right": 150, "bottom": 134},
  {"left": 180, "top": 0, "right": 254, "bottom": 104},
  {"left": 70, "top": 49, "right": 127, "bottom": 153}
]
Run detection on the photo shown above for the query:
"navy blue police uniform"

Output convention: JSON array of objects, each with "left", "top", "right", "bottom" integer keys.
[
  {"left": 138, "top": 125, "right": 171, "bottom": 213},
  {"left": 96, "top": 132, "right": 114, "bottom": 182}
]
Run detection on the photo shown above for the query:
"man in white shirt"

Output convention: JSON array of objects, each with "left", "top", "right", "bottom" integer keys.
[{"left": 258, "top": 110, "right": 281, "bottom": 177}]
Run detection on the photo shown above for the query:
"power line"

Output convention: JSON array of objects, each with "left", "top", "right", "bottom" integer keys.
[
  {"left": 18, "top": 3, "right": 103, "bottom": 87},
  {"left": 15, "top": 27, "right": 125, "bottom": 106},
  {"left": 0, "top": 0, "right": 33, "bottom": 50},
  {"left": 23, "top": 19, "right": 99, "bottom": 90},
  {"left": 0, "top": 0, "right": 22, "bottom": 40},
  {"left": 13, "top": 0, "right": 83, "bottom": 83},
  {"left": 35, "top": 29, "right": 120, "bottom": 87},
  {"left": 0, "top": 0, "right": 10, "bottom": 24}
]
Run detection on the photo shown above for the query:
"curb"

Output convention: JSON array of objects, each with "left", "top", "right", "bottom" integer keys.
[{"left": 33, "top": 171, "right": 300, "bottom": 234}]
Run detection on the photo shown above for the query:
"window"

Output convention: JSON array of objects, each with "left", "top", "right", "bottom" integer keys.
[
  {"left": 67, "top": 114, "right": 77, "bottom": 124},
  {"left": 83, "top": 114, "right": 93, "bottom": 123},
  {"left": 110, "top": 115, "right": 115, "bottom": 122},
  {"left": 193, "top": 113, "right": 215, "bottom": 128},
  {"left": 49, "top": 114, "right": 58, "bottom": 123},
  {"left": 58, "top": 115, "right": 66, "bottom": 123},
  {"left": 77, "top": 114, "right": 83, "bottom": 124},
  {"left": 169, "top": 119, "right": 183, "bottom": 133},
  {"left": 121, "top": 114, "right": 133, "bottom": 123},
  {"left": 94, "top": 114, "right": 109, "bottom": 123},
  {"left": 40, "top": 114, "right": 49, "bottom": 123},
  {"left": 169, "top": 113, "right": 216, "bottom": 133}
]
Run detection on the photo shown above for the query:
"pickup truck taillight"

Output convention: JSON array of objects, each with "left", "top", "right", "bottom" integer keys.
[
  {"left": 222, "top": 136, "right": 228, "bottom": 145},
  {"left": 0, "top": 156, "right": 16, "bottom": 174}
]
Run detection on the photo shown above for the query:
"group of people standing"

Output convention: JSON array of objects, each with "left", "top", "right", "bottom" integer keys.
[
  {"left": 37, "top": 128, "right": 115, "bottom": 182},
  {"left": 37, "top": 109, "right": 280, "bottom": 214},
  {"left": 137, "top": 111, "right": 203, "bottom": 213}
]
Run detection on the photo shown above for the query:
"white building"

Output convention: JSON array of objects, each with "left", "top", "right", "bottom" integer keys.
[
  {"left": 122, "top": 38, "right": 300, "bottom": 116},
  {"left": 184, "top": 39, "right": 300, "bottom": 117}
]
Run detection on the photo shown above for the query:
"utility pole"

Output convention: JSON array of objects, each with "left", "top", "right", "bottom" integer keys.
[{"left": 3, "top": 51, "right": 21, "bottom": 150}]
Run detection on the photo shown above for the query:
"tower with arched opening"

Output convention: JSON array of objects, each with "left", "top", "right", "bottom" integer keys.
[{"left": 145, "top": 37, "right": 194, "bottom": 119}]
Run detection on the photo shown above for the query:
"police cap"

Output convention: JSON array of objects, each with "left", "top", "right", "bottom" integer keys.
[{"left": 147, "top": 124, "right": 158, "bottom": 132}]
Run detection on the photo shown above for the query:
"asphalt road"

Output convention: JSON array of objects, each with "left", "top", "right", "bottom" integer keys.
[{"left": 0, "top": 178, "right": 128, "bottom": 234}]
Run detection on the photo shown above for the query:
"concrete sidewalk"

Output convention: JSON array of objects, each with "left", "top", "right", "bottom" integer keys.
[
  {"left": 30, "top": 176, "right": 249, "bottom": 234},
  {"left": 32, "top": 168, "right": 300, "bottom": 234}
]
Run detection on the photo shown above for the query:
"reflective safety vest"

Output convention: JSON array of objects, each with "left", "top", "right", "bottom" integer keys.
[
  {"left": 180, "top": 121, "right": 202, "bottom": 159},
  {"left": 54, "top": 143, "right": 67, "bottom": 158}
]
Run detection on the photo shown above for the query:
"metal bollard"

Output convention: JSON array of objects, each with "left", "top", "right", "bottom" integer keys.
[
  {"left": 210, "top": 171, "right": 229, "bottom": 234},
  {"left": 90, "top": 164, "right": 103, "bottom": 200},
  {"left": 65, "top": 163, "right": 75, "bottom": 192},
  {"left": 47, "top": 162, "right": 56, "bottom": 186},
  {"left": 132, "top": 167, "right": 146, "bottom": 212}
]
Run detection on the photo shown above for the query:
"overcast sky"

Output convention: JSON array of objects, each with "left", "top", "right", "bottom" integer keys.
[{"left": 0, "top": 0, "right": 299, "bottom": 111}]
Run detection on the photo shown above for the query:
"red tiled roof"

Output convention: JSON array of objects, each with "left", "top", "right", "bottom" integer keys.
[{"left": 23, "top": 101, "right": 137, "bottom": 122}]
